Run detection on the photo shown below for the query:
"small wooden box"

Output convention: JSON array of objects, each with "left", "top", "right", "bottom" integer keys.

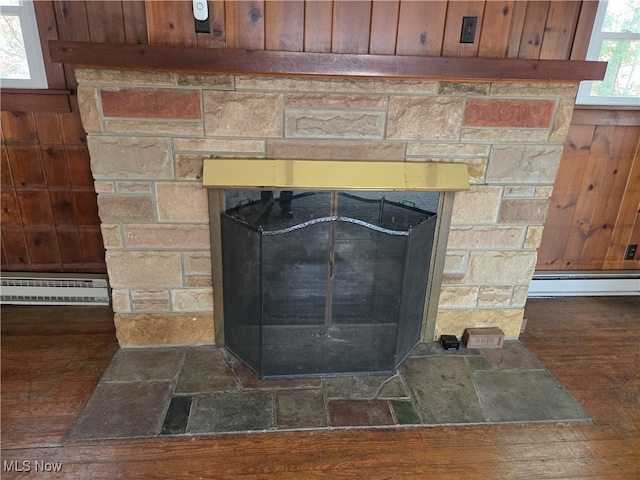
[{"left": 462, "top": 327, "right": 505, "bottom": 349}]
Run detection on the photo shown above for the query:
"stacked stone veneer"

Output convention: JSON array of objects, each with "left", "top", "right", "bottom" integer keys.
[{"left": 77, "top": 68, "right": 577, "bottom": 346}]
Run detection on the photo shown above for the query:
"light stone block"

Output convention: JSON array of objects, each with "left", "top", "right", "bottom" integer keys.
[
  {"left": 535, "top": 186, "right": 554, "bottom": 198},
  {"left": 499, "top": 199, "right": 549, "bottom": 224},
  {"left": 204, "top": 91, "right": 282, "bottom": 137},
  {"left": 76, "top": 68, "right": 175, "bottom": 85},
  {"left": 266, "top": 139, "right": 405, "bottom": 161},
  {"left": 116, "top": 182, "right": 152, "bottom": 193},
  {"left": 172, "top": 288, "right": 214, "bottom": 311},
  {"left": 124, "top": 225, "right": 210, "bottom": 249},
  {"left": 94, "top": 181, "right": 115, "bottom": 193},
  {"left": 104, "top": 120, "right": 203, "bottom": 137},
  {"left": 435, "top": 308, "right": 524, "bottom": 339},
  {"left": 461, "top": 128, "right": 549, "bottom": 143},
  {"left": 512, "top": 286, "right": 530, "bottom": 307},
  {"left": 490, "top": 82, "right": 578, "bottom": 98},
  {"left": 175, "top": 155, "right": 204, "bottom": 180},
  {"left": 503, "top": 186, "right": 536, "bottom": 198},
  {"left": 285, "top": 109, "right": 385, "bottom": 139},
  {"left": 183, "top": 252, "right": 212, "bottom": 275},
  {"left": 467, "top": 251, "right": 537, "bottom": 285},
  {"left": 443, "top": 252, "right": 468, "bottom": 273},
  {"left": 236, "top": 76, "right": 439, "bottom": 95},
  {"left": 185, "top": 276, "right": 213, "bottom": 287},
  {"left": 100, "top": 224, "right": 123, "bottom": 249},
  {"left": 447, "top": 226, "right": 525, "bottom": 249},
  {"left": 155, "top": 183, "right": 209, "bottom": 223},
  {"left": 524, "top": 225, "right": 544, "bottom": 249},
  {"left": 111, "top": 289, "right": 131, "bottom": 313},
  {"left": 106, "top": 251, "right": 183, "bottom": 288},
  {"left": 450, "top": 186, "right": 502, "bottom": 225},
  {"left": 173, "top": 138, "right": 265, "bottom": 153},
  {"left": 97, "top": 195, "right": 155, "bottom": 223},
  {"left": 77, "top": 85, "right": 102, "bottom": 133},
  {"left": 177, "top": 73, "right": 233, "bottom": 88},
  {"left": 438, "top": 286, "right": 478, "bottom": 307},
  {"left": 131, "top": 289, "right": 171, "bottom": 312},
  {"left": 387, "top": 97, "right": 465, "bottom": 140},
  {"left": 477, "top": 297, "right": 511, "bottom": 307},
  {"left": 479, "top": 286, "right": 513, "bottom": 296},
  {"left": 114, "top": 312, "right": 215, "bottom": 346},
  {"left": 487, "top": 145, "right": 564, "bottom": 184},
  {"left": 550, "top": 99, "right": 575, "bottom": 143},
  {"left": 406, "top": 143, "right": 490, "bottom": 157},
  {"left": 439, "top": 82, "right": 490, "bottom": 96},
  {"left": 88, "top": 136, "right": 173, "bottom": 180}
]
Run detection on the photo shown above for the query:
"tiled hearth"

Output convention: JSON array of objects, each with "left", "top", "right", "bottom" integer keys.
[{"left": 69, "top": 342, "right": 589, "bottom": 440}]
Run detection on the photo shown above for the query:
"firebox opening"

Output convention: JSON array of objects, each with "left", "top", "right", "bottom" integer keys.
[{"left": 221, "top": 189, "right": 439, "bottom": 379}]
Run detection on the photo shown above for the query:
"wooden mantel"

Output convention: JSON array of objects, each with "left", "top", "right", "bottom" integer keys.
[{"left": 49, "top": 41, "right": 606, "bottom": 82}]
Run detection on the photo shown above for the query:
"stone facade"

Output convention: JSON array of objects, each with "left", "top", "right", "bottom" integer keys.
[{"left": 77, "top": 68, "right": 578, "bottom": 345}]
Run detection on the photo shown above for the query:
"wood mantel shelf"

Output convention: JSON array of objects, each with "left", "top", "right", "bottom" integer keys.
[{"left": 49, "top": 41, "right": 606, "bottom": 82}]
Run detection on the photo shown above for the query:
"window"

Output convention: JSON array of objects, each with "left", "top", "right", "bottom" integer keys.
[
  {"left": 576, "top": 0, "right": 640, "bottom": 106},
  {"left": 0, "top": 0, "right": 47, "bottom": 89}
]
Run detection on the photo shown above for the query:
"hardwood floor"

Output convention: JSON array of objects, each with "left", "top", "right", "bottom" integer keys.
[{"left": 1, "top": 297, "right": 639, "bottom": 479}]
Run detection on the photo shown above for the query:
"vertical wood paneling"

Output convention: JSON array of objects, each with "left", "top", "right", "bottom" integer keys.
[
  {"left": 517, "top": 0, "right": 550, "bottom": 59},
  {"left": 122, "top": 1, "right": 148, "bottom": 45},
  {"left": 441, "top": 1, "right": 485, "bottom": 57},
  {"left": 304, "top": 1, "right": 333, "bottom": 52},
  {"left": 225, "top": 0, "right": 265, "bottom": 49},
  {"left": 85, "top": 1, "right": 126, "bottom": 44},
  {"left": 332, "top": 1, "right": 372, "bottom": 54},
  {"left": 197, "top": 0, "right": 226, "bottom": 48},
  {"left": 396, "top": 1, "right": 447, "bottom": 56},
  {"left": 145, "top": 0, "right": 196, "bottom": 46},
  {"left": 34, "top": 113, "right": 63, "bottom": 145},
  {"left": 506, "top": 0, "right": 528, "bottom": 58},
  {"left": 539, "top": 1, "right": 581, "bottom": 60},
  {"left": 537, "top": 125, "right": 595, "bottom": 269},
  {"left": 33, "top": 1, "right": 67, "bottom": 89},
  {"left": 571, "top": 0, "right": 599, "bottom": 60},
  {"left": 604, "top": 130, "right": 640, "bottom": 269},
  {"left": 478, "top": 1, "right": 514, "bottom": 58},
  {"left": 265, "top": 1, "right": 304, "bottom": 51},
  {"left": 369, "top": 0, "right": 400, "bottom": 55}
]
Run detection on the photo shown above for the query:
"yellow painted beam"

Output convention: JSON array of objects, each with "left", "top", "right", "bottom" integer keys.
[{"left": 202, "top": 159, "right": 469, "bottom": 191}]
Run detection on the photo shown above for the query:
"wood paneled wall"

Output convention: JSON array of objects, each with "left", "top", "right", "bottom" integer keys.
[
  {"left": 1, "top": 107, "right": 105, "bottom": 273},
  {"left": 141, "top": 0, "right": 586, "bottom": 60},
  {"left": 537, "top": 109, "right": 640, "bottom": 271}
]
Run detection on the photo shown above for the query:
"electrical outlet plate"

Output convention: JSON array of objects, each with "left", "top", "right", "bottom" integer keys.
[
  {"left": 460, "top": 16, "right": 477, "bottom": 44},
  {"left": 624, "top": 244, "right": 638, "bottom": 260}
]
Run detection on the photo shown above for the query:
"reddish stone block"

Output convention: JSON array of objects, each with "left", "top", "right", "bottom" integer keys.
[
  {"left": 464, "top": 99, "right": 555, "bottom": 128},
  {"left": 101, "top": 88, "right": 201, "bottom": 119}
]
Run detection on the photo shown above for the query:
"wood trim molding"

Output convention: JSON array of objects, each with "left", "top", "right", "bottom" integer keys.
[
  {"left": 0, "top": 89, "right": 72, "bottom": 112},
  {"left": 572, "top": 106, "right": 640, "bottom": 126},
  {"left": 49, "top": 41, "right": 607, "bottom": 82}
]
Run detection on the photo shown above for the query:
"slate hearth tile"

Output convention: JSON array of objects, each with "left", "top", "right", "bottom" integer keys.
[
  {"left": 328, "top": 400, "right": 395, "bottom": 427},
  {"left": 400, "top": 356, "right": 486, "bottom": 424},
  {"left": 275, "top": 390, "right": 327, "bottom": 429},
  {"left": 188, "top": 391, "right": 274, "bottom": 434},
  {"left": 69, "top": 381, "right": 173, "bottom": 440},
  {"left": 175, "top": 346, "right": 238, "bottom": 393},
  {"left": 466, "top": 355, "right": 495, "bottom": 372},
  {"left": 323, "top": 375, "right": 406, "bottom": 400},
  {"left": 227, "top": 353, "right": 321, "bottom": 390},
  {"left": 480, "top": 341, "right": 546, "bottom": 371},
  {"left": 100, "top": 347, "right": 185, "bottom": 382},
  {"left": 160, "top": 396, "right": 192, "bottom": 435},
  {"left": 411, "top": 341, "right": 481, "bottom": 357},
  {"left": 474, "top": 370, "right": 590, "bottom": 423},
  {"left": 390, "top": 400, "right": 422, "bottom": 425}
]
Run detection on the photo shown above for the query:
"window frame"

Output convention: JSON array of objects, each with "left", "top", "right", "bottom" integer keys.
[
  {"left": 0, "top": 0, "right": 48, "bottom": 89},
  {"left": 576, "top": 0, "right": 640, "bottom": 106}
]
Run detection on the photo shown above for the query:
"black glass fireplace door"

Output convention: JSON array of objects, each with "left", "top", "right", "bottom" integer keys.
[{"left": 221, "top": 191, "right": 437, "bottom": 378}]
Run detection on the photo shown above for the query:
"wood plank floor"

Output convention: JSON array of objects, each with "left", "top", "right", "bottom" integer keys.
[{"left": 1, "top": 297, "right": 639, "bottom": 479}]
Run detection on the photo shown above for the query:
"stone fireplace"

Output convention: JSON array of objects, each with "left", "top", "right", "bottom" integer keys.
[{"left": 78, "top": 67, "right": 576, "bottom": 349}]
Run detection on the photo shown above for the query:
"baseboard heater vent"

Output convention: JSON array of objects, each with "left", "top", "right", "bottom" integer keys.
[
  {"left": 529, "top": 271, "right": 640, "bottom": 298},
  {"left": 1, "top": 276, "right": 110, "bottom": 306}
]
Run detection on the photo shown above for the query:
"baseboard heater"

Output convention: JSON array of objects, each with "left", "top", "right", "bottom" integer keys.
[
  {"left": 528, "top": 271, "right": 640, "bottom": 297},
  {"left": 0, "top": 274, "right": 110, "bottom": 306}
]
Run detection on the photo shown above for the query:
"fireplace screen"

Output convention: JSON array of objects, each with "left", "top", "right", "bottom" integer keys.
[{"left": 221, "top": 190, "right": 438, "bottom": 378}]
